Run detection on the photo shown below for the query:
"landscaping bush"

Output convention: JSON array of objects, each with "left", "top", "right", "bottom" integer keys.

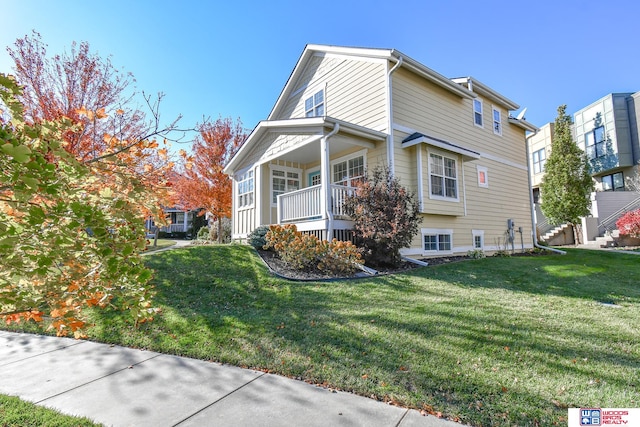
[
  {"left": 209, "top": 217, "right": 232, "bottom": 243},
  {"left": 467, "top": 249, "right": 486, "bottom": 259},
  {"left": 343, "top": 165, "right": 421, "bottom": 267},
  {"left": 248, "top": 225, "right": 271, "bottom": 250},
  {"left": 616, "top": 208, "right": 640, "bottom": 238},
  {"left": 196, "top": 226, "right": 210, "bottom": 240},
  {"left": 264, "top": 224, "right": 362, "bottom": 275}
]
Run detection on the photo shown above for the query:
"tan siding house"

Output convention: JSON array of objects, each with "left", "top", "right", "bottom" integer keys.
[{"left": 224, "top": 45, "right": 537, "bottom": 257}]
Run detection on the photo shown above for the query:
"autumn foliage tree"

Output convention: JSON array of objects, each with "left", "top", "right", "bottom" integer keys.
[
  {"left": 0, "top": 33, "right": 180, "bottom": 336},
  {"left": 173, "top": 117, "right": 246, "bottom": 242},
  {"left": 8, "top": 31, "right": 148, "bottom": 162},
  {"left": 343, "top": 166, "right": 421, "bottom": 267},
  {"left": 616, "top": 209, "right": 640, "bottom": 238}
]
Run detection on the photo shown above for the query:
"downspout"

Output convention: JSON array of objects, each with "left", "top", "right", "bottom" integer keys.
[
  {"left": 525, "top": 133, "right": 566, "bottom": 255},
  {"left": 387, "top": 56, "right": 403, "bottom": 173},
  {"left": 322, "top": 122, "right": 340, "bottom": 240}
]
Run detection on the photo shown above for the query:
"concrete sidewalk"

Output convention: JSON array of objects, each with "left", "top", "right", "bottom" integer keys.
[{"left": 0, "top": 331, "right": 465, "bottom": 427}]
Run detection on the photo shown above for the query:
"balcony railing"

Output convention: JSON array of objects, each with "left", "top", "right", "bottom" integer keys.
[{"left": 277, "top": 184, "right": 354, "bottom": 223}]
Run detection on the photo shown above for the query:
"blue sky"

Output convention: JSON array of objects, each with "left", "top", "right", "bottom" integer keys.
[{"left": 2, "top": 0, "right": 639, "bottom": 148}]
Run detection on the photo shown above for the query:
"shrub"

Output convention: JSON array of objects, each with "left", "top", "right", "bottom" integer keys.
[
  {"left": 467, "top": 249, "right": 486, "bottom": 259},
  {"left": 248, "top": 225, "right": 272, "bottom": 250},
  {"left": 616, "top": 209, "right": 640, "bottom": 238},
  {"left": 264, "top": 224, "right": 363, "bottom": 275},
  {"left": 342, "top": 165, "right": 421, "bottom": 267},
  {"left": 196, "top": 226, "right": 210, "bottom": 240},
  {"left": 209, "top": 217, "right": 232, "bottom": 243}
]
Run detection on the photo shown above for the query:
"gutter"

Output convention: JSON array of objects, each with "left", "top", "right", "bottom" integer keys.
[
  {"left": 323, "top": 122, "right": 340, "bottom": 239},
  {"left": 525, "top": 133, "right": 566, "bottom": 255},
  {"left": 386, "top": 56, "right": 403, "bottom": 172}
]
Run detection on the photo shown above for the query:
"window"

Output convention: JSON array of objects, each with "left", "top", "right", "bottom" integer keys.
[
  {"left": 477, "top": 165, "right": 488, "bottom": 188},
  {"left": 602, "top": 172, "right": 624, "bottom": 191},
  {"left": 473, "top": 99, "right": 483, "bottom": 127},
  {"left": 305, "top": 89, "right": 324, "bottom": 117},
  {"left": 423, "top": 231, "right": 452, "bottom": 252},
  {"left": 271, "top": 168, "right": 300, "bottom": 204},
  {"left": 492, "top": 107, "right": 502, "bottom": 135},
  {"left": 533, "top": 148, "right": 546, "bottom": 174},
  {"left": 333, "top": 155, "right": 364, "bottom": 187},
  {"left": 429, "top": 153, "right": 457, "bottom": 199},
  {"left": 472, "top": 230, "right": 484, "bottom": 249},
  {"left": 237, "top": 170, "right": 254, "bottom": 208},
  {"left": 585, "top": 126, "right": 606, "bottom": 159}
]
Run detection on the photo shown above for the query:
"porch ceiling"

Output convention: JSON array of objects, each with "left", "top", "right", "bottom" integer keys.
[{"left": 273, "top": 132, "right": 377, "bottom": 164}]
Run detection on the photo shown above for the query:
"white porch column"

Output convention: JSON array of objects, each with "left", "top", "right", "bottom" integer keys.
[
  {"left": 321, "top": 123, "right": 340, "bottom": 240},
  {"left": 320, "top": 136, "right": 330, "bottom": 222},
  {"left": 183, "top": 211, "right": 188, "bottom": 232}
]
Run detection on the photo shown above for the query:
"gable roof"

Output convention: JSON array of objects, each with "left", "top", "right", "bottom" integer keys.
[
  {"left": 267, "top": 44, "right": 476, "bottom": 120},
  {"left": 223, "top": 116, "right": 387, "bottom": 174}
]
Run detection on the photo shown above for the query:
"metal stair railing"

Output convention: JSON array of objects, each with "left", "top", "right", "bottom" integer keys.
[{"left": 599, "top": 195, "right": 640, "bottom": 235}]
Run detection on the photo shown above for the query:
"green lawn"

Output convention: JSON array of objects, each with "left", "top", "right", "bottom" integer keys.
[
  {"left": 142, "top": 238, "right": 177, "bottom": 253},
  {"left": 0, "top": 394, "right": 101, "bottom": 426},
  {"left": 4, "top": 246, "right": 639, "bottom": 426}
]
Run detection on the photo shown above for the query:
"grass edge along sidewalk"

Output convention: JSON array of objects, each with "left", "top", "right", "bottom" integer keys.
[{"left": 3, "top": 246, "right": 639, "bottom": 426}]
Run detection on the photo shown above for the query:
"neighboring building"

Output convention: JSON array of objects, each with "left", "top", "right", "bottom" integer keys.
[
  {"left": 528, "top": 92, "right": 640, "bottom": 243},
  {"left": 145, "top": 207, "right": 199, "bottom": 236},
  {"left": 224, "top": 44, "right": 537, "bottom": 257}
]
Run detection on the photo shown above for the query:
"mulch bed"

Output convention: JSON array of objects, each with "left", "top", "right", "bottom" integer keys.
[{"left": 256, "top": 249, "right": 553, "bottom": 281}]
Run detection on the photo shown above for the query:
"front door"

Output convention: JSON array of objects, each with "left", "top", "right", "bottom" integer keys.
[{"left": 309, "top": 171, "right": 321, "bottom": 186}]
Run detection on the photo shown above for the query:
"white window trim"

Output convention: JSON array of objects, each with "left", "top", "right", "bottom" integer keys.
[
  {"left": 427, "top": 150, "right": 460, "bottom": 202},
  {"left": 472, "top": 229, "right": 485, "bottom": 250},
  {"left": 236, "top": 167, "right": 254, "bottom": 210},
  {"left": 306, "top": 166, "right": 321, "bottom": 187},
  {"left": 421, "top": 228, "right": 454, "bottom": 255},
  {"left": 269, "top": 164, "right": 302, "bottom": 206},
  {"left": 305, "top": 88, "right": 325, "bottom": 118},
  {"left": 492, "top": 105, "right": 502, "bottom": 136},
  {"left": 330, "top": 149, "right": 367, "bottom": 186},
  {"left": 532, "top": 148, "right": 546, "bottom": 174},
  {"left": 473, "top": 98, "right": 483, "bottom": 128},
  {"left": 477, "top": 165, "right": 489, "bottom": 188}
]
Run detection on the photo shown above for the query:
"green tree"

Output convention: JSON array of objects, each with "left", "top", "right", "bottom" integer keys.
[{"left": 540, "top": 105, "right": 594, "bottom": 244}]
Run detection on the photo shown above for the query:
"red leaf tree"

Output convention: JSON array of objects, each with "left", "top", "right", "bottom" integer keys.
[
  {"left": 1, "top": 32, "right": 182, "bottom": 335},
  {"left": 616, "top": 209, "right": 640, "bottom": 238},
  {"left": 173, "top": 117, "right": 246, "bottom": 242}
]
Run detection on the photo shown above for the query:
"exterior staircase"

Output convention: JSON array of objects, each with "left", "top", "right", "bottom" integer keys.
[{"left": 540, "top": 223, "right": 573, "bottom": 245}]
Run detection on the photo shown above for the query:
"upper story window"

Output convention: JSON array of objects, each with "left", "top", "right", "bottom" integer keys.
[
  {"left": 533, "top": 148, "right": 546, "bottom": 174},
  {"left": 477, "top": 165, "right": 488, "bottom": 188},
  {"left": 271, "top": 168, "right": 300, "bottom": 204},
  {"left": 305, "top": 89, "right": 324, "bottom": 117},
  {"left": 473, "top": 99, "right": 483, "bottom": 127},
  {"left": 429, "top": 153, "right": 457, "bottom": 199},
  {"left": 492, "top": 107, "right": 502, "bottom": 135},
  {"left": 333, "top": 155, "right": 364, "bottom": 187},
  {"left": 237, "top": 170, "right": 254, "bottom": 208},
  {"left": 602, "top": 172, "right": 624, "bottom": 191},
  {"left": 585, "top": 126, "right": 606, "bottom": 159}
]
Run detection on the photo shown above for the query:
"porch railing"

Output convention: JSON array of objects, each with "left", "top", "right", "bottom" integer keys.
[
  {"left": 159, "top": 223, "right": 188, "bottom": 233},
  {"left": 278, "top": 184, "right": 354, "bottom": 223}
]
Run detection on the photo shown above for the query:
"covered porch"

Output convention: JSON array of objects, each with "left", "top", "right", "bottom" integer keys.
[{"left": 255, "top": 117, "right": 387, "bottom": 240}]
